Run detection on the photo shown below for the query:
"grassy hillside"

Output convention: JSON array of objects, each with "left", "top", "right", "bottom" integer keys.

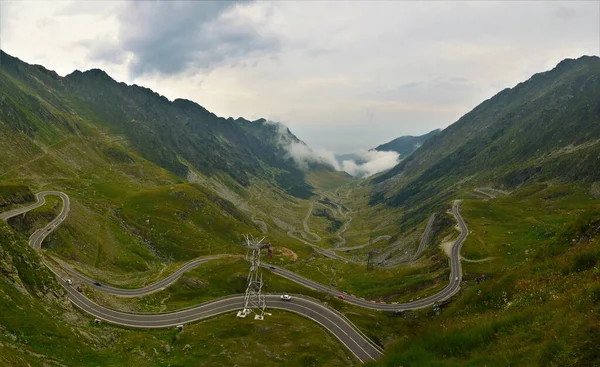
[
  {"left": 369, "top": 183, "right": 600, "bottom": 366},
  {"left": 0, "top": 185, "right": 34, "bottom": 209},
  {"left": 0, "top": 50, "right": 318, "bottom": 278},
  {"left": 371, "top": 56, "right": 600, "bottom": 230},
  {"left": 0, "top": 50, "right": 319, "bottom": 199}
]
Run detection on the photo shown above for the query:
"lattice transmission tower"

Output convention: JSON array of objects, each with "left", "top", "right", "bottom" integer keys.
[{"left": 237, "top": 235, "right": 267, "bottom": 320}]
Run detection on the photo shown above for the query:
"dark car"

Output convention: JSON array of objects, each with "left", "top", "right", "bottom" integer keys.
[
  {"left": 269, "top": 266, "right": 275, "bottom": 270},
  {"left": 93, "top": 281, "right": 102, "bottom": 286}
]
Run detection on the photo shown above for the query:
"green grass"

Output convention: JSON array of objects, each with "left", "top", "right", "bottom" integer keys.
[
  {"left": 371, "top": 182, "right": 600, "bottom": 366},
  {"left": 460, "top": 182, "right": 598, "bottom": 274},
  {"left": 0, "top": 121, "right": 265, "bottom": 278},
  {"left": 0, "top": 221, "right": 357, "bottom": 367},
  {"left": 0, "top": 184, "right": 34, "bottom": 209},
  {"left": 305, "top": 169, "right": 354, "bottom": 191},
  {"left": 93, "top": 257, "right": 334, "bottom": 312},
  {"left": 120, "top": 183, "right": 257, "bottom": 260},
  {"left": 285, "top": 252, "right": 449, "bottom": 303}
]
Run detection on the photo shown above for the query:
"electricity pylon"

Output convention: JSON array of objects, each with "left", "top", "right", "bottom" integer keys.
[{"left": 237, "top": 235, "right": 267, "bottom": 320}]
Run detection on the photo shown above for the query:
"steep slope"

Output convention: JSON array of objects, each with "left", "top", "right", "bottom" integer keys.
[
  {"left": 0, "top": 50, "right": 316, "bottom": 198},
  {"left": 0, "top": 50, "right": 312, "bottom": 273},
  {"left": 374, "top": 129, "right": 440, "bottom": 157},
  {"left": 371, "top": 56, "right": 600, "bottom": 226},
  {"left": 369, "top": 184, "right": 600, "bottom": 366}
]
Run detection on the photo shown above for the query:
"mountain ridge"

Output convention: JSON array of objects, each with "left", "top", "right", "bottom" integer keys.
[
  {"left": 373, "top": 128, "right": 440, "bottom": 157},
  {"left": 0, "top": 49, "right": 324, "bottom": 198},
  {"left": 370, "top": 54, "right": 600, "bottom": 227}
]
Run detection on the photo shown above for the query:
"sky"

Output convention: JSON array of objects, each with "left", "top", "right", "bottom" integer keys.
[{"left": 1, "top": 1, "right": 599, "bottom": 156}]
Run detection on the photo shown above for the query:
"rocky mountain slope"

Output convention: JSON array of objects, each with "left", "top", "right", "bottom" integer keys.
[
  {"left": 371, "top": 55, "right": 600, "bottom": 226},
  {"left": 0, "top": 50, "right": 320, "bottom": 198}
]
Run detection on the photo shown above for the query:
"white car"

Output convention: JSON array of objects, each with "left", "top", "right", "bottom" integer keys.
[
  {"left": 455, "top": 277, "right": 459, "bottom": 281},
  {"left": 66, "top": 279, "right": 73, "bottom": 285},
  {"left": 280, "top": 295, "right": 292, "bottom": 301}
]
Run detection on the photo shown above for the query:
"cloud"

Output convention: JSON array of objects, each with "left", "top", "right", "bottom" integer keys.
[
  {"left": 265, "top": 120, "right": 340, "bottom": 170},
  {"left": 287, "top": 141, "right": 341, "bottom": 171},
  {"left": 84, "top": 1, "right": 281, "bottom": 77},
  {"left": 341, "top": 150, "right": 400, "bottom": 178},
  {"left": 266, "top": 120, "right": 398, "bottom": 177}
]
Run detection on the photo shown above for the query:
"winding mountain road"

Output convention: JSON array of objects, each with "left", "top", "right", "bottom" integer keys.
[
  {"left": 2, "top": 192, "right": 469, "bottom": 362},
  {"left": 409, "top": 213, "right": 436, "bottom": 262},
  {"left": 55, "top": 256, "right": 222, "bottom": 297},
  {"left": 334, "top": 235, "right": 391, "bottom": 252},
  {"left": 267, "top": 204, "right": 463, "bottom": 311},
  {"left": 1, "top": 191, "right": 382, "bottom": 362},
  {"left": 301, "top": 201, "right": 322, "bottom": 242},
  {"left": 474, "top": 187, "right": 511, "bottom": 199}
]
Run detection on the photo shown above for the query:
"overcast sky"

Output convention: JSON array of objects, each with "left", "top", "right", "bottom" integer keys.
[{"left": 1, "top": 1, "right": 598, "bottom": 153}]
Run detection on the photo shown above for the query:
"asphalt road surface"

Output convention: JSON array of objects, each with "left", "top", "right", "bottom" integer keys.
[
  {"left": 267, "top": 202, "right": 466, "bottom": 311},
  {"left": 1, "top": 191, "right": 383, "bottom": 362},
  {"left": 410, "top": 213, "right": 436, "bottom": 262},
  {"left": 1, "top": 191, "right": 71, "bottom": 249},
  {"left": 53, "top": 267, "right": 383, "bottom": 362},
  {"left": 60, "top": 256, "right": 222, "bottom": 297},
  {"left": 2, "top": 192, "right": 469, "bottom": 362}
]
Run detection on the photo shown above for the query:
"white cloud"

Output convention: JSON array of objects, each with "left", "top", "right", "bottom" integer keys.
[
  {"left": 342, "top": 150, "right": 400, "bottom": 178},
  {"left": 287, "top": 142, "right": 341, "bottom": 171},
  {"left": 265, "top": 121, "right": 340, "bottom": 170},
  {"left": 267, "top": 120, "right": 399, "bottom": 177}
]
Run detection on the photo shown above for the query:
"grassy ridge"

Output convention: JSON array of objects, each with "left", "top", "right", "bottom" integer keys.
[
  {"left": 371, "top": 56, "right": 600, "bottom": 235},
  {"left": 371, "top": 183, "right": 600, "bottom": 366}
]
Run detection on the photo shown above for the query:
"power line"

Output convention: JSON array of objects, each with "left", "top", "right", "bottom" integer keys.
[{"left": 237, "top": 235, "right": 267, "bottom": 320}]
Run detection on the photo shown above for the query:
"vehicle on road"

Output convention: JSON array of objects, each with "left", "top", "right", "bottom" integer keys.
[
  {"left": 455, "top": 277, "right": 459, "bottom": 281},
  {"left": 280, "top": 295, "right": 292, "bottom": 301},
  {"left": 269, "top": 266, "right": 275, "bottom": 270},
  {"left": 93, "top": 281, "right": 102, "bottom": 286},
  {"left": 66, "top": 279, "right": 73, "bottom": 285},
  {"left": 76, "top": 286, "right": 83, "bottom": 292},
  {"left": 337, "top": 294, "right": 345, "bottom": 300}
]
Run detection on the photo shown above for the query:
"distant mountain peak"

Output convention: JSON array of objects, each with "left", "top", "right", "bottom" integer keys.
[
  {"left": 374, "top": 129, "right": 440, "bottom": 157},
  {"left": 82, "top": 68, "right": 114, "bottom": 81}
]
